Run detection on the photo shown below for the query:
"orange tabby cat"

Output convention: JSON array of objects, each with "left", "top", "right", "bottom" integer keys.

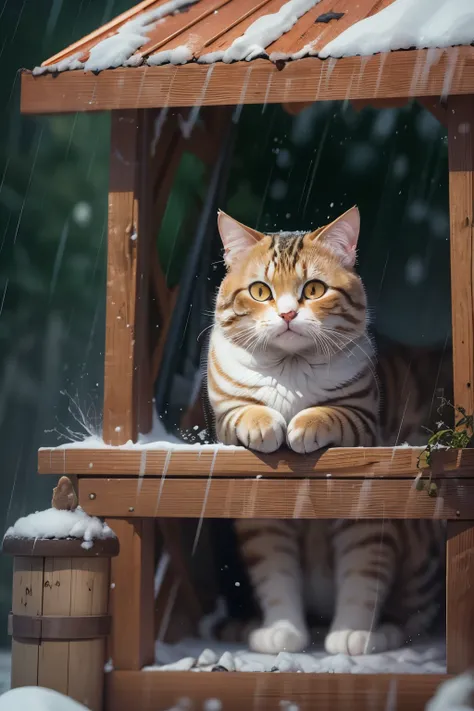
[{"left": 206, "top": 208, "right": 444, "bottom": 656}]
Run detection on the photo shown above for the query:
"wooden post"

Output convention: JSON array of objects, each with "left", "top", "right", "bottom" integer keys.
[
  {"left": 446, "top": 522, "right": 474, "bottom": 673},
  {"left": 108, "top": 519, "right": 155, "bottom": 671},
  {"left": 448, "top": 95, "right": 474, "bottom": 415},
  {"left": 3, "top": 537, "right": 119, "bottom": 711},
  {"left": 103, "top": 109, "right": 155, "bottom": 446},
  {"left": 447, "top": 94, "right": 474, "bottom": 674}
]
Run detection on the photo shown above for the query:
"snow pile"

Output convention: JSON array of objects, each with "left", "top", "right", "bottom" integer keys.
[
  {"left": 32, "top": 53, "right": 85, "bottom": 76},
  {"left": 426, "top": 673, "right": 474, "bottom": 711},
  {"left": 151, "top": 636, "right": 446, "bottom": 674},
  {"left": 33, "top": 0, "right": 199, "bottom": 74},
  {"left": 0, "top": 687, "right": 88, "bottom": 711},
  {"left": 319, "top": 0, "right": 474, "bottom": 59},
  {"left": 86, "top": 0, "right": 199, "bottom": 71},
  {"left": 148, "top": 45, "right": 194, "bottom": 66},
  {"left": 44, "top": 411, "right": 240, "bottom": 452},
  {"left": 199, "top": 0, "right": 322, "bottom": 64},
  {"left": 4, "top": 507, "right": 115, "bottom": 550}
]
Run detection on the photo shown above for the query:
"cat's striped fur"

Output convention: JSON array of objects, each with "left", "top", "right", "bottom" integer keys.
[{"left": 208, "top": 208, "right": 447, "bottom": 655}]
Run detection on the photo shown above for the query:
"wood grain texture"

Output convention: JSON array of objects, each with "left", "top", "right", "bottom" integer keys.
[
  {"left": 38, "top": 445, "right": 474, "bottom": 478},
  {"left": 38, "top": 558, "right": 72, "bottom": 696},
  {"left": 68, "top": 558, "right": 109, "bottom": 711},
  {"left": 80, "top": 476, "right": 474, "bottom": 519},
  {"left": 446, "top": 522, "right": 474, "bottom": 674},
  {"left": 103, "top": 109, "right": 154, "bottom": 445},
  {"left": 21, "top": 48, "right": 474, "bottom": 115},
  {"left": 448, "top": 95, "right": 474, "bottom": 418},
  {"left": 11, "top": 556, "right": 43, "bottom": 688},
  {"left": 106, "top": 671, "right": 448, "bottom": 711},
  {"left": 108, "top": 519, "right": 155, "bottom": 670}
]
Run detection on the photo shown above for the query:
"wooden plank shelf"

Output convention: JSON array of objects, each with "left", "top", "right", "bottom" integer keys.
[
  {"left": 79, "top": 476, "right": 474, "bottom": 519},
  {"left": 21, "top": 48, "right": 474, "bottom": 115},
  {"left": 38, "top": 446, "right": 474, "bottom": 479},
  {"left": 107, "top": 671, "right": 448, "bottom": 711}
]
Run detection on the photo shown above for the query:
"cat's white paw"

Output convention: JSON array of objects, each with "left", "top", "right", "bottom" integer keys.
[
  {"left": 249, "top": 620, "right": 309, "bottom": 654},
  {"left": 236, "top": 407, "right": 286, "bottom": 453},
  {"left": 324, "top": 624, "right": 403, "bottom": 656},
  {"left": 287, "top": 409, "right": 336, "bottom": 454}
]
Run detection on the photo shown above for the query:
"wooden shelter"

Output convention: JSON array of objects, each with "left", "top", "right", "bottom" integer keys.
[{"left": 20, "top": 0, "right": 474, "bottom": 708}]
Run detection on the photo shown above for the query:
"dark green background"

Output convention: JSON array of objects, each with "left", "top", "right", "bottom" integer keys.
[{"left": 0, "top": 1, "right": 450, "bottom": 647}]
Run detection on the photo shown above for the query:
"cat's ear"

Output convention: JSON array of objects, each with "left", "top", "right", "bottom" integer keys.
[
  {"left": 309, "top": 206, "right": 360, "bottom": 268},
  {"left": 217, "top": 210, "right": 263, "bottom": 267}
]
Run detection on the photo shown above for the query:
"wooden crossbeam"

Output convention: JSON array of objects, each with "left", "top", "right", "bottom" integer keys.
[
  {"left": 79, "top": 476, "right": 474, "bottom": 519},
  {"left": 21, "top": 49, "right": 474, "bottom": 115},
  {"left": 106, "top": 670, "right": 448, "bottom": 711},
  {"left": 38, "top": 445, "right": 474, "bottom": 478}
]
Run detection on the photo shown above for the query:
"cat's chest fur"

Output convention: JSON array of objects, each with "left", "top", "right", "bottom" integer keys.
[{"left": 211, "top": 327, "right": 369, "bottom": 422}]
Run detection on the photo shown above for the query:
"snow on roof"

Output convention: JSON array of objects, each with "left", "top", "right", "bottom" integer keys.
[
  {"left": 319, "top": 0, "right": 474, "bottom": 59},
  {"left": 4, "top": 507, "right": 116, "bottom": 550},
  {"left": 200, "top": 0, "right": 322, "bottom": 64},
  {"left": 34, "top": 0, "right": 474, "bottom": 75}
]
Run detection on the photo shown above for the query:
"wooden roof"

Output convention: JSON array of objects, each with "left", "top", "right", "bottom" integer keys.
[{"left": 21, "top": 0, "right": 474, "bottom": 114}]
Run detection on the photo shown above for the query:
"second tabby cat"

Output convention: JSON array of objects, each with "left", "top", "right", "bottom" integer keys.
[{"left": 207, "top": 207, "right": 445, "bottom": 655}]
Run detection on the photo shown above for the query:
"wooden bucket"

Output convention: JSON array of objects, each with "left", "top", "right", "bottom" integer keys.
[{"left": 3, "top": 536, "right": 119, "bottom": 711}]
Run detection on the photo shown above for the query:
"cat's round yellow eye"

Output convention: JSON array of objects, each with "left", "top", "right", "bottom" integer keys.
[
  {"left": 249, "top": 282, "right": 272, "bottom": 302},
  {"left": 303, "top": 280, "right": 326, "bottom": 300}
]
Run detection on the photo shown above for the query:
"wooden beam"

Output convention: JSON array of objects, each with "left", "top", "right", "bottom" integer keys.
[
  {"left": 21, "top": 48, "right": 474, "bottom": 115},
  {"left": 79, "top": 476, "right": 474, "bottom": 519},
  {"left": 104, "top": 110, "right": 154, "bottom": 445},
  {"left": 38, "top": 445, "right": 474, "bottom": 478},
  {"left": 108, "top": 519, "right": 155, "bottom": 670},
  {"left": 106, "top": 670, "right": 447, "bottom": 711},
  {"left": 446, "top": 522, "right": 474, "bottom": 673},
  {"left": 448, "top": 95, "right": 474, "bottom": 418}
]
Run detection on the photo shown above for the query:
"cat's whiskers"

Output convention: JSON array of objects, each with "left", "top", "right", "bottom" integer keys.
[{"left": 196, "top": 323, "right": 215, "bottom": 342}]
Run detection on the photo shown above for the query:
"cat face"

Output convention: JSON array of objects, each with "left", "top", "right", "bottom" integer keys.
[{"left": 215, "top": 207, "right": 367, "bottom": 356}]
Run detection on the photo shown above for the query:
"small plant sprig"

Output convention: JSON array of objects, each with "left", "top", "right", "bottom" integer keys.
[{"left": 416, "top": 399, "right": 474, "bottom": 496}]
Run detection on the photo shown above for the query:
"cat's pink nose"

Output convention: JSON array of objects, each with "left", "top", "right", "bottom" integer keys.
[{"left": 280, "top": 310, "right": 297, "bottom": 323}]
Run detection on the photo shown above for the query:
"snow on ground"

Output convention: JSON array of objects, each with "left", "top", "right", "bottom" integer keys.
[
  {"left": 319, "top": 0, "right": 474, "bottom": 58},
  {"left": 152, "top": 636, "right": 446, "bottom": 674},
  {"left": 3, "top": 508, "right": 115, "bottom": 550},
  {"left": 0, "top": 686, "right": 88, "bottom": 711},
  {"left": 426, "top": 673, "right": 474, "bottom": 711}
]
